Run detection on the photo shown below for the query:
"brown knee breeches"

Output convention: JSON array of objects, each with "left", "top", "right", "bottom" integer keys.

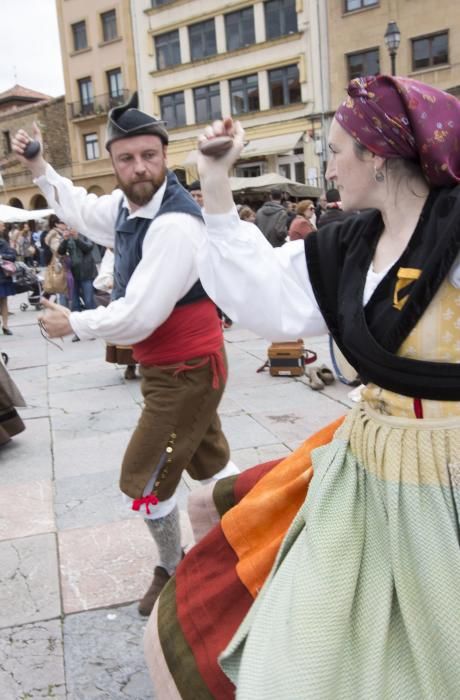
[{"left": 120, "top": 348, "right": 230, "bottom": 501}]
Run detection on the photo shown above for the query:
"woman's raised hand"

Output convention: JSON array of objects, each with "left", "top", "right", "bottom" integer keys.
[{"left": 197, "top": 118, "right": 245, "bottom": 174}]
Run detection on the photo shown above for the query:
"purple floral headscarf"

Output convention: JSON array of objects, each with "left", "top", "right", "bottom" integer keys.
[{"left": 335, "top": 75, "right": 460, "bottom": 187}]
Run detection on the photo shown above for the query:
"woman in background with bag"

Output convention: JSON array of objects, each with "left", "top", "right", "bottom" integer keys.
[
  {"left": 43, "top": 219, "right": 72, "bottom": 304},
  {"left": 0, "top": 225, "right": 17, "bottom": 336}
]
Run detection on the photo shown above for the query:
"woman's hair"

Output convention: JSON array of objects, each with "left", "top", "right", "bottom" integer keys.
[
  {"left": 239, "top": 206, "right": 256, "bottom": 221},
  {"left": 296, "top": 200, "right": 314, "bottom": 216},
  {"left": 352, "top": 140, "right": 427, "bottom": 194},
  {"left": 48, "top": 214, "right": 61, "bottom": 230}
]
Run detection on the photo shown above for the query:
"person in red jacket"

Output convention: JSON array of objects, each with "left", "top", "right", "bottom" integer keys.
[{"left": 288, "top": 199, "right": 316, "bottom": 240}]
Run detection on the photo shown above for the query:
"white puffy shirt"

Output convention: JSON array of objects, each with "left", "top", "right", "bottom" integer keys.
[{"left": 34, "top": 165, "right": 207, "bottom": 344}]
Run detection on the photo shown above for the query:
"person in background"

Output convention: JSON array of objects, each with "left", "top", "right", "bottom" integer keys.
[
  {"left": 16, "top": 223, "right": 34, "bottom": 266},
  {"left": 144, "top": 75, "right": 460, "bottom": 698},
  {"left": 8, "top": 225, "right": 20, "bottom": 253},
  {"left": 57, "top": 226, "right": 97, "bottom": 315},
  {"left": 288, "top": 199, "right": 316, "bottom": 240},
  {"left": 0, "top": 224, "right": 9, "bottom": 243},
  {"left": 188, "top": 180, "right": 204, "bottom": 209},
  {"left": 255, "top": 188, "right": 288, "bottom": 247},
  {"left": 284, "top": 199, "right": 297, "bottom": 229},
  {"left": 32, "top": 219, "right": 45, "bottom": 266},
  {"left": 41, "top": 215, "right": 59, "bottom": 267},
  {"left": 238, "top": 205, "right": 256, "bottom": 223},
  {"left": 317, "top": 187, "right": 350, "bottom": 228},
  {"left": 93, "top": 247, "right": 138, "bottom": 380},
  {"left": 315, "top": 191, "right": 328, "bottom": 225},
  {"left": 0, "top": 225, "right": 16, "bottom": 335}
]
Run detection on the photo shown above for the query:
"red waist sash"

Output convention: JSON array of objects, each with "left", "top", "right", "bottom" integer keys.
[{"left": 132, "top": 298, "right": 225, "bottom": 388}]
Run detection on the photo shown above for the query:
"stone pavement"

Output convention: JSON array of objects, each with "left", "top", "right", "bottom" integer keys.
[{"left": 0, "top": 292, "right": 353, "bottom": 700}]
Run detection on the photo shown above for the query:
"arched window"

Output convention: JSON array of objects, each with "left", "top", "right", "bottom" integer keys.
[
  {"left": 88, "top": 185, "right": 105, "bottom": 196},
  {"left": 30, "top": 194, "right": 48, "bottom": 209},
  {"left": 8, "top": 197, "right": 23, "bottom": 208}
]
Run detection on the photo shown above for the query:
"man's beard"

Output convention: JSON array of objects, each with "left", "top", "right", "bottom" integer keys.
[{"left": 115, "top": 167, "right": 167, "bottom": 207}]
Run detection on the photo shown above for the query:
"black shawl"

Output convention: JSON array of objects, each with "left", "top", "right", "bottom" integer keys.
[{"left": 305, "top": 186, "right": 460, "bottom": 400}]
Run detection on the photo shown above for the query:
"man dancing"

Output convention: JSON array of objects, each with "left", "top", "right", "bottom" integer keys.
[{"left": 12, "top": 93, "right": 238, "bottom": 615}]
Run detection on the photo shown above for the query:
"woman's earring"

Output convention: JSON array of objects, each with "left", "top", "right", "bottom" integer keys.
[{"left": 374, "top": 169, "right": 384, "bottom": 182}]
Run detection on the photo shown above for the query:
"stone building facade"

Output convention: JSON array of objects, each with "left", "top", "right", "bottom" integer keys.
[
  {"left": 131, "top": 0, "right": 327, "bottom": 191},
  {"left": 0, "top": 86, "right": 71, "bottom": 209},
  {"left": 55, "top": 0, "right": 138, "bottom": 195},
  {"left": 327, "top": 0, "right": 460, "bottom": 110}
]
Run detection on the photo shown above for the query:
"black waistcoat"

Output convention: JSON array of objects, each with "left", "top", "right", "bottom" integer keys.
[
  {"left": 305, "top": 186, "right": 460, "bottom": 401},
  {"left": 112, "top": 170, "right": 207, "bottom": 307}
]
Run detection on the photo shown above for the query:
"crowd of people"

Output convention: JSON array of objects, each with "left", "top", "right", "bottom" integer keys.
[{"left": 5, "top": 70, "right": 460, "bottom": 699}]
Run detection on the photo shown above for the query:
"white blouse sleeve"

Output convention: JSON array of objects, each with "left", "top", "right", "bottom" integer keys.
[{"left": 197, "top": 207, "right": 328, "bottom": 341}]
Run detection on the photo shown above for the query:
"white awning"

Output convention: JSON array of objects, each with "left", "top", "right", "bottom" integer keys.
[
  {"left": 238, "top": 131, "right": 304, "bottom": 159},
  {"left": 183, "top": 131, "right": 304, "bottom": 166},
  {"left": 0, "top": 204, "right": 54, "bottom": 223}
]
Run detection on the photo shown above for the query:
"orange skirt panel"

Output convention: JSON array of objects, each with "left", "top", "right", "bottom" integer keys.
[{"left": 222, "top": 416, "right": 345, "bottom": 597}]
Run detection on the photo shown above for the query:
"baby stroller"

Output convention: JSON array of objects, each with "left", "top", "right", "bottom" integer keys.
[{"left": 14, "top": 262, "right": 43, "bottom": 311}]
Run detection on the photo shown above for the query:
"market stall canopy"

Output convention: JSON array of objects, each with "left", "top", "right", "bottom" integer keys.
[
  {"left": 184, "top": 131, "right": 304, "bottom": 166},
  {"left": 0, "top": 204, "right": 54, "bottom": 223},
  {"left": 229, "top": 173, "right": 321, "bottom": 198}
]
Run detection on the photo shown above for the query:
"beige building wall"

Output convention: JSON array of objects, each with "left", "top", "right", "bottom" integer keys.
[
  {"left": 327, "top": 0, "right": 460, "bottom": 111},
  {"left": 131, "top": 0, "right": 328, "bottom": 191},
  {"left": 0, "top": 96, "right": 71, "bottom": 208},
  {"left": 55, "top": 0, "right": 138, "bottom": 193}
]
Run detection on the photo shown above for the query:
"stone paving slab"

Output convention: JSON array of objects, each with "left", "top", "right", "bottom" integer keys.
[
  {"left": 49, "top": 368, "right": 125, "bottom": 394},
  {"left": 0, "top": 336, "right": 48, "bottom": 372},
  {"left": 47, "top": 337, "right": 107, "bottom": 363},
  {"left": 52, "top": 428, "right": 133, "bottom": 480},
  {"left": 0, "top": 619, "right": 66, "bottom": 699},
  {"left": 253, "top": 396, "right": 347, "bottom": 445},
  {"left": 54, "top": 469, "right": 191, "bottom": 531},
  {"left": 0, "top": 416, "right": 52, "bottom": 483},
  {"left": 218, "top": 394, "right": 246, "bottom": 416},
  {"left": 64, "top": 604, "right": 153, "bottom": 700},
  {"left": 10, "top": 365, "right": 49, "bottom": 419},
  {"left": 50, "top": 384, "right": 134, "bottom": 414},
  {"left": 0, "top": 533, "right": 60, "bottom": 628},
  {"left": 48, "top": 356, "right": 124, "bottom": 379},
  {"left": 51, "top": 406, "right": 140, "bottom": 435},
  {"left": 221, "top": 412, "right": 282, "bottom": 450},
  {"left": 232, "top": 442, "right": 291, "bottom": 470},
  {"left": 0, "top": 480, "right": 55, "bottom": 541},
  {"left": 225, "top": 376, "right": 330, "bottom": 413},
  {"left": 59, "top": 515, "right": 193, "bottom": 614}
]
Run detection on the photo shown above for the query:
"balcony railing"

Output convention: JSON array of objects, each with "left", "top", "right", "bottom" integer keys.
[{"left": 68, "top": 90, "right": 129, "bottom": 120}]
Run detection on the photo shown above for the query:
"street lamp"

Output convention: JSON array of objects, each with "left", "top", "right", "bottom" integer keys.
[{"left": 384, "top": 21, "right": 401, "bottom": 76}]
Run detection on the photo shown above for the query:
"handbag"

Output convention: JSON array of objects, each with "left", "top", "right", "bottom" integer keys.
[
  {"left": 257, "top": 340, "right": 317, "bottom": 377},
  {"left": 105, "top": 344, "right": 135, "bottom": 365},
  {"left": 0, "top": 259, "right": 16, "bottom": 277},
  {"left": 43, "top": 255, "right": 68, "bottom": 295}
]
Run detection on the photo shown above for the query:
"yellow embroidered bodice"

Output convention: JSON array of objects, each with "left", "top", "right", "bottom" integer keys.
[{"left": 362, "top": 276, "right": 460, "bottom": 418}]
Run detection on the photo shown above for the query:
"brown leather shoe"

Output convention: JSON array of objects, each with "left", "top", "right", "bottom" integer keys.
[{"left": 138, "top": 566, "right": 170, "bottom": 616}]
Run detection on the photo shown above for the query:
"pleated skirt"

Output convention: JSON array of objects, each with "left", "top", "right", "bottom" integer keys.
[{"left": 146, "top": 405, "right": 460, "bottom": 699}]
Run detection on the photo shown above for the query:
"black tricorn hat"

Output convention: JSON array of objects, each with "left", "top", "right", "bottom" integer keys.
[{"left": 105, "top": 92, "right": 169, "bottom": 150}]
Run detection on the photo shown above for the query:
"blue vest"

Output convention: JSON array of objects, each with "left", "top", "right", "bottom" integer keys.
[{"left": 112, "top": 170, "right": 207, "bottom": 306}]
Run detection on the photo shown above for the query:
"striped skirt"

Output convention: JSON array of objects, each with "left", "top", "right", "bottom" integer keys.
[{"left": 145, "top": 405, "right": 460, "bottom": 699}]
